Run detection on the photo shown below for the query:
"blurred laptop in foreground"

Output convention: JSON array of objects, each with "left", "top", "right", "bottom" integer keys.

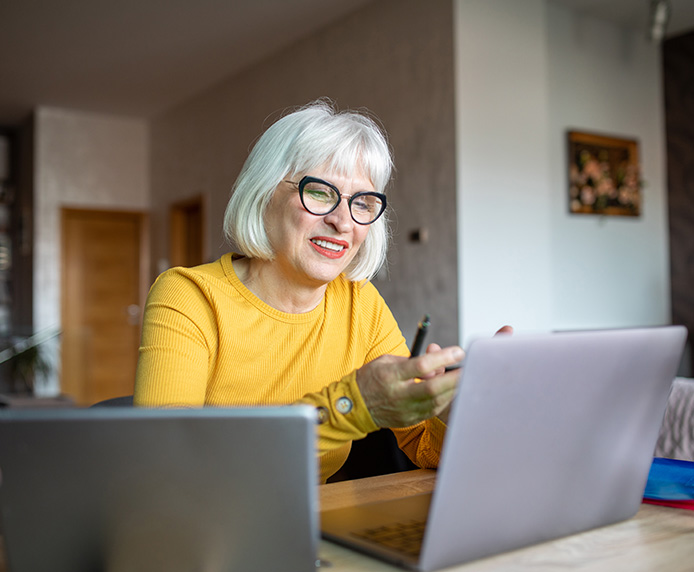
[{"left": 0, "top": 406, "right": 318, "bottom": 572}]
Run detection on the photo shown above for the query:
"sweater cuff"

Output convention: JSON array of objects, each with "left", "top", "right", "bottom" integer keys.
[
  {"left": 339, "top": 369, "right": 380, "bottom": 434},
  {"left": 297, "top": 369, "right": 379, "bottom": 443}
]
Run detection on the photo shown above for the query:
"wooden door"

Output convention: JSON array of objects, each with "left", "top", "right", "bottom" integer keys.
[
  {"left": 170, "top": 194, "right": 207, "bottom": 267},
  {"left": 61, "top": 209, "right": 148, "bottom": 405}
]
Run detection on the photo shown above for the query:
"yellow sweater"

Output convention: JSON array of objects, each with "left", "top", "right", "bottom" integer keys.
[{"left": 134, "top": 253, "right": 445, "bottom": 482}]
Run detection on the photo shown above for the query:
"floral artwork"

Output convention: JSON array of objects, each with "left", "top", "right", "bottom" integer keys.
[{"left": 568, "top": 131, "right": 641, "bottom": 217}]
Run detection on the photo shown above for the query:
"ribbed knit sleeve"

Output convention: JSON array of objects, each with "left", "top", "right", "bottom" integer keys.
[
  {"left": 392, "top": 418, "right": 447, "bottom": 469},
  {"left": 297, "top": 370, "right": 378, "bottom": 482},
  {"left": 135, "top": 268, "right": 216, "bottom": 407}
]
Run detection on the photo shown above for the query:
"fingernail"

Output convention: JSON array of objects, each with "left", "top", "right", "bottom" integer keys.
[{"left": 452, "top": 347, "right": 465, "bottom": 360}]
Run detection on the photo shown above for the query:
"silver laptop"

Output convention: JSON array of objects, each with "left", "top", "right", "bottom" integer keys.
[
  {"left": 321, "top": 326, "right": 687, "bottom": 571},
  {"left": 0, "top": 406, "right": 319, "bottom": 572}
]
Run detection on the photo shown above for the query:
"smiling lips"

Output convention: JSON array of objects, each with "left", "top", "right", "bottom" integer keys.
[{"left": 310, "top": 237, "right": 349, "bottom": 259}]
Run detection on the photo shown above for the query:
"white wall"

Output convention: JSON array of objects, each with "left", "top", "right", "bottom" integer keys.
[
  {"left": 34, "top": 107, "right": 149, "bottom": 393},
  {"left": 547, "top": 4, "right": 670, "bottom": 331},
  {"left": 454, "top": 0, "right": 671, "bottom": 344},
  {"left": 455, "top": 0, "right": 553, "bottom": 344}
]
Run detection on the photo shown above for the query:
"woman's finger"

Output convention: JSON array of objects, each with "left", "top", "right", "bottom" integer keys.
[{"left": 397, "top": 346, "right": 464, "bottom": 381}]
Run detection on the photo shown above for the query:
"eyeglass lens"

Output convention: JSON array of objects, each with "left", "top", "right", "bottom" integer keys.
[{"left": 300, "top": 179, "right": 384, "bottom": 224}]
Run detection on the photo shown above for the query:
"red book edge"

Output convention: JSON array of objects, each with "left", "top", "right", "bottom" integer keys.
[{"left": 642, "top": 498, "right": 694, "bottom": 510}]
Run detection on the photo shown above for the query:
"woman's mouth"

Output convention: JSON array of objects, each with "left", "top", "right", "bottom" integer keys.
[{"left": 310, "top": 237, "right": 348, "bottom": 259}]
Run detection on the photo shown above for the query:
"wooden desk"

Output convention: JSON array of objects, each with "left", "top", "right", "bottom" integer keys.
[
  {"left": 1, "top": 470, "right": 692, "bottom": 572},
  {"left": 318, "top": 469, "right": 694, "bottom": 571}
]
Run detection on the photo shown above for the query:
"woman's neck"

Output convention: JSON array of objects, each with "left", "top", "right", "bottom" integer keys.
[{"left": 232, "top": 256, "right": 327, "bottom": 314}]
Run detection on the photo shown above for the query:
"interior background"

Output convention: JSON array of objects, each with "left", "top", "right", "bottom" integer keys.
[{"left": 1, "top": 0, "right": 692, "bottom": 394}]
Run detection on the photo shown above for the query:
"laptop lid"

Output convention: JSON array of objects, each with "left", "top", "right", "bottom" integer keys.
[
  {"left": 321, "top": 326, "right": 686, "bottom": 571},
  {"left": 0, "top": 406, "right": 319, "bottom": 572}
]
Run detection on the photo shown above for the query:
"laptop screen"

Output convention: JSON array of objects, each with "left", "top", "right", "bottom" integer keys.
[{"left": 0, "top": 406, "right": 318, "bottom": 572}]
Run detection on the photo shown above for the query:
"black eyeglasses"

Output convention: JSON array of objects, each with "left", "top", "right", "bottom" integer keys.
[{"left": 284, "top": 176, "right": 387, "bottom": 225}]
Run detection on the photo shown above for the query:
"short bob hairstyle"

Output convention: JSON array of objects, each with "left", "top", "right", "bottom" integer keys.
[{"left": 223, "top": 100, "right": 393, "bottom": 282}]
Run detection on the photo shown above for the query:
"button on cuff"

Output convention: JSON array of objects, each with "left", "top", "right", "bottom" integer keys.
[
  {"left": 335, "top": 396, "right": 353, "bottom": 415},
  {"left": 316, "top": 407, "right": 329, "bottom": 424}
]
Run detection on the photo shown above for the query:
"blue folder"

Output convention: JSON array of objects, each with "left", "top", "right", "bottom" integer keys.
[{"left": 644, "top": 457, "right": 694, "bottom": 502}]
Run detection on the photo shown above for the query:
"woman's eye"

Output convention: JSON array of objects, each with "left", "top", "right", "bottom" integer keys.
[
  {"left": 305, "top": 188, "right": 334, "bottom": 202},
  {"left": 353, "top": 198, "right": 375, "bottom": 212}
]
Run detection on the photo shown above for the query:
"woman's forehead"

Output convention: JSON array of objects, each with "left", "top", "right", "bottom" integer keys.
[
  {"left": 291, "top": 157, "right": 379, "bottom": 186},
  {"left": 295, "top": 164, "right": 374, "bottom": 187}
]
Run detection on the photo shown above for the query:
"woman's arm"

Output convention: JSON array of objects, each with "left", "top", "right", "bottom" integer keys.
[{"left": 134, "top": 271, "right": 214, "bottom": 407}]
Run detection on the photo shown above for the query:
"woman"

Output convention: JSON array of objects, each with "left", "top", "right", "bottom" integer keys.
[{"left": 134, "top": 100, "right": 466, "bottom": 483}]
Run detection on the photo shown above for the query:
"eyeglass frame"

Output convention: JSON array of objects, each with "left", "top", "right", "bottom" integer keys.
[{"left": 283, "top": 176, "right": 387, "bottom": 226}]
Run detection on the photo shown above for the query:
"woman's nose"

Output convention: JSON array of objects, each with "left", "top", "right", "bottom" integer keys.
[{"left": 323, "top": 200, "right": 353, "bottom": 231}]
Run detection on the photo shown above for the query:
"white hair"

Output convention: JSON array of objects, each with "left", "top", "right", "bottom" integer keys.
[{"left": 223, "top": 100, "right": 393, "bottom": 282}]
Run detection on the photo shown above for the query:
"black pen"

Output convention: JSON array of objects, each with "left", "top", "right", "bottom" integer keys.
[{"left": 410, "top": 314, "right": 430, "bottom": 357}]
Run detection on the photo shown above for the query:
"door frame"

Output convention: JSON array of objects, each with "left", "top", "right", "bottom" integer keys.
[{"left": 169, "top": 193, "right": 208, "bottom": 268}]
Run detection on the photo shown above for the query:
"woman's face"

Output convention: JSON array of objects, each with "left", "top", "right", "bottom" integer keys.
[{"left": 264, "top": 165, "right": 373, "bottom": 289}]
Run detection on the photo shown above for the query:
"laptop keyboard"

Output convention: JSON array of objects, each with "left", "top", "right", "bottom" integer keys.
[{"left": 351, "top": 519, "right": 426, "bottom": 557}]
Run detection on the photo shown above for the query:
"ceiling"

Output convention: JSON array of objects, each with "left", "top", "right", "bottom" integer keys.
[
  {"left": 551, "top": 0, "right": 694, "bottom": 37},
  {"left": 0, "top": 0, "right": 692, "bottom": 127},
  {"left": 0, "top": 0, "right": 374, "bottom": 126}
]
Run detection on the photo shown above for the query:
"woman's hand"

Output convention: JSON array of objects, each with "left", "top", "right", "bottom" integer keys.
[{"left": 356, "top": 345, "right": 465, "bottom": 428}]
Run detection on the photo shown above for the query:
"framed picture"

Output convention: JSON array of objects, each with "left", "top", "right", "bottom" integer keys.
[{"left": 567, "top": 130, "right": 641, "bottom": 217}]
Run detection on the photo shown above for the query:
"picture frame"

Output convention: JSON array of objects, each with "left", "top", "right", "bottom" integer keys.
[{"left": 567, "top": 130, "right": 641, "bottom": 217}]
